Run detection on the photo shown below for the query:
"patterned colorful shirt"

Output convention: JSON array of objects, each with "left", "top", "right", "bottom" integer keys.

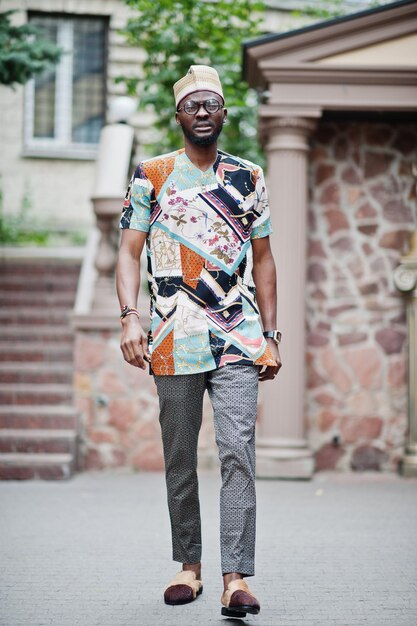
[{"left": 119, "top": 148, "right": 275, "bottom": 375}]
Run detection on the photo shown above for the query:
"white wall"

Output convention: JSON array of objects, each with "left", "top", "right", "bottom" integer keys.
[{"left": 0, "top": 0, "right": 151, "bottom": 231}]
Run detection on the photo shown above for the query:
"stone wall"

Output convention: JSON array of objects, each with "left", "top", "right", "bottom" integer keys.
[
  {"left": 74, "top": 329, "right": 218, "bottom": 471},
  {"left": 306, "top": 120, "right": 417, "bottom": 471}
]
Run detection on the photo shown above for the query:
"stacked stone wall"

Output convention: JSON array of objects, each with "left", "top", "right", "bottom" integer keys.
[
  {"left": 307, "top": 120, "right": 417, "bottom": 471},
  {"left": 74, "top": 330, "right": 161, "bottom": 471},
  {"left": 74, "top": 330, "right": 218, "bottom": 471}
]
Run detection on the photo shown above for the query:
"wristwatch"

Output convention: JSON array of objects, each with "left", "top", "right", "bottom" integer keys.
[{"left": 263, "top": 330, "right": 282, "bottom": 344}]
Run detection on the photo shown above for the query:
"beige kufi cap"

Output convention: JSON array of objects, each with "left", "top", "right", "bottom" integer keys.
[{"left": 173, "top": 65, "right": 224, "bottom": 108}]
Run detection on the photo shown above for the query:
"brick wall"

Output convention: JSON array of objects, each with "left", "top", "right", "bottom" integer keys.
[{"left": 306, "top": 120, "right": 417, "bottom": 471}]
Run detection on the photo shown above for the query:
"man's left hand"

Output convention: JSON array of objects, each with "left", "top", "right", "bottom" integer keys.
[{"left": 259, "top": 338, "right": 282, "bottom": 382}]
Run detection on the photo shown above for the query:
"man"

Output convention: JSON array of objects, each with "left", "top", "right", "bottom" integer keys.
[{"left": 116, "top": 65, "right": 281, "bottom": 618}]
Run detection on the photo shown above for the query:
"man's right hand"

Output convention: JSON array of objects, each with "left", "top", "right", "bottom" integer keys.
[{"left": 120, "top": 316, "right": 150, "bottom": 369}]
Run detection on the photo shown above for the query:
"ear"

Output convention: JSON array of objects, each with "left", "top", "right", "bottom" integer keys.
[
  {"left": 223, "top": 108, "right": 228, "bottom": 124},
  {"left": 175, "top": 112, "right": 180, "bottom": 125}
]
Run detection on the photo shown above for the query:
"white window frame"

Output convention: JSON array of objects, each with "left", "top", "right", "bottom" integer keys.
[{"left": 23, "top": 15, "right": 106, "bottom": 160}]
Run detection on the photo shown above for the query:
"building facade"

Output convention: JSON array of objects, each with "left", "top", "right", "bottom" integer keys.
[
  {"left": 2, "top": 0, "right": 414, "bottom": 479},
  {"left": 244, "top": 0, "right": 417, "bottom": 475},
  {"left": 0, "top": 0, "right": 373, "bottom": 231},
  {"left": 0, "top": 0, "right": 152, "bottom": 231}
]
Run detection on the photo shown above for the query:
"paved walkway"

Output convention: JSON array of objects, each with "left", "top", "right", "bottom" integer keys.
[{"left": 1, "top": 470, "right": 417, "bottom": 626}]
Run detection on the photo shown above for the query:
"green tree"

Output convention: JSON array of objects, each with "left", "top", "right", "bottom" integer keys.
[
  {"left": 293, "top": 0, "right": 383, "bottom": 20},
  {"left": 118, "top": 0, "right": 265, "bottom": 164},
  {"left": 0, "top": 10, "right": 61, "bottom": 87}
]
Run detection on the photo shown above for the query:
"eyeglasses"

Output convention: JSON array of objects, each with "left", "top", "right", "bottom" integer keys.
[{"left": 177, "top": 98, "right": 224, "bottom": 115}]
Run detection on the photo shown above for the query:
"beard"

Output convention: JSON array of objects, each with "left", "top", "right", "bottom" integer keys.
[{"left": 180, "top": 120, "right": 224, "bottom": 146}]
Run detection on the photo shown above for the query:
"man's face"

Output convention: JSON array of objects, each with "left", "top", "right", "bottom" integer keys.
[{"left": 176, "top": 90, "right": 227, "bottom": 146}]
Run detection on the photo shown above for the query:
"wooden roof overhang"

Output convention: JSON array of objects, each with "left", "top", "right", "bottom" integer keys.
[{"left": 243, "top": 0, "right": 417, "bottom": 118}]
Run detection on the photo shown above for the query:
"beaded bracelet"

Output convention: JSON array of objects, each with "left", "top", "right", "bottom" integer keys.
[
  {"left": 123, "top": 310, "right": 141, "bottom": 321},
  {"left": 120, "top": 305, "right": 140, "bottom": 321}
]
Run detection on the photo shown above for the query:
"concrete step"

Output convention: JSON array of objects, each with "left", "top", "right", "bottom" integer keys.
[
  {"left": 0, "top": 259, "right": 81, "bottom": 281},
  {"left": 0, "top": 363, "right": 73, "bottom": 384},
  {"left": 0, "top": 291, "right": 75, "bottom": 307},
  {"left": 0, "top": 258, "right": 80, "bottom": 481},
  {"left": 0, "top": 275, "right": 79, "bottom": 292},
  {"left": 0, "top": 429, "right": 77, "bottom": 454},
  {"left": 0, "top": 326, "right": 73, "bottom": 344},
  {"left": 0, "top": 343, "right": 73, "bottom": 363},
  {"left": 0, "top": 383, "right": 73, "bottom": 405},
  {"left": 0, "top": 405, "right": 78, "bottom": 429},
  {"left": 0, "top": 307, "right": 71, "bottom": 326},
  {"left": 0, "top": 256, "right": 84, "bottom": 274},
  {"left": 0, "top": 452, "right": 75, "bottom": 480}
]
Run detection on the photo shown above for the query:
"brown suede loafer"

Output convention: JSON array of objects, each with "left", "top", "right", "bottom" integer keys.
[
  {"left": 220, "top": 579, "right": 260, "bottom": 617},
  {"left": 163, "top": 570, "right": 203, "bottom": 605}
]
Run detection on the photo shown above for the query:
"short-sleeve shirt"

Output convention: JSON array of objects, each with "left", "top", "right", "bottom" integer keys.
[{"left": 119, "top": 148, "right": 275, "bottom": 376}]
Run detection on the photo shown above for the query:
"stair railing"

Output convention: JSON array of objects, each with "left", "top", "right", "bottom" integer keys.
[{"left": 73, "top": 98, "right": 137, "bottom": 330}]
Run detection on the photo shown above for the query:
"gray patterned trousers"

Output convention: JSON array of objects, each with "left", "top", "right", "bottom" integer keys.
[{"left": 154, "top": 364, "right": 259, "bottom": 577}]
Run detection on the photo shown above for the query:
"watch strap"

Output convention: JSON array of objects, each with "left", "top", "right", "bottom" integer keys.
[{"left": 263, "top": 330, "right": 282, "bottom": 343}]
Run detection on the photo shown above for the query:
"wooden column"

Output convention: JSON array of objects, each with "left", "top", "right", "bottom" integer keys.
[{"left": 256, "top": 116, "right": 317, "bottom": 478}]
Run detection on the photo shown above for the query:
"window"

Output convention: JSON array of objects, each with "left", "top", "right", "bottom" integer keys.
[{"left": 24, "top": 14, "right": 108, "bottom": 159}]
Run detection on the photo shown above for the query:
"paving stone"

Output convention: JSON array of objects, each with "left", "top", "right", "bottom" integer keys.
[{"left": 1, "top": 470, "right": 417, "bottom": 626}]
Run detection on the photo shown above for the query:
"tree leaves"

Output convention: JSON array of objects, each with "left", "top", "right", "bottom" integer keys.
[
  {"left": 118, "top": 0, "right": 265, "bottom": 165},
  {"left": 0, "top": 10, "right": 61, "bottom": 87}
]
